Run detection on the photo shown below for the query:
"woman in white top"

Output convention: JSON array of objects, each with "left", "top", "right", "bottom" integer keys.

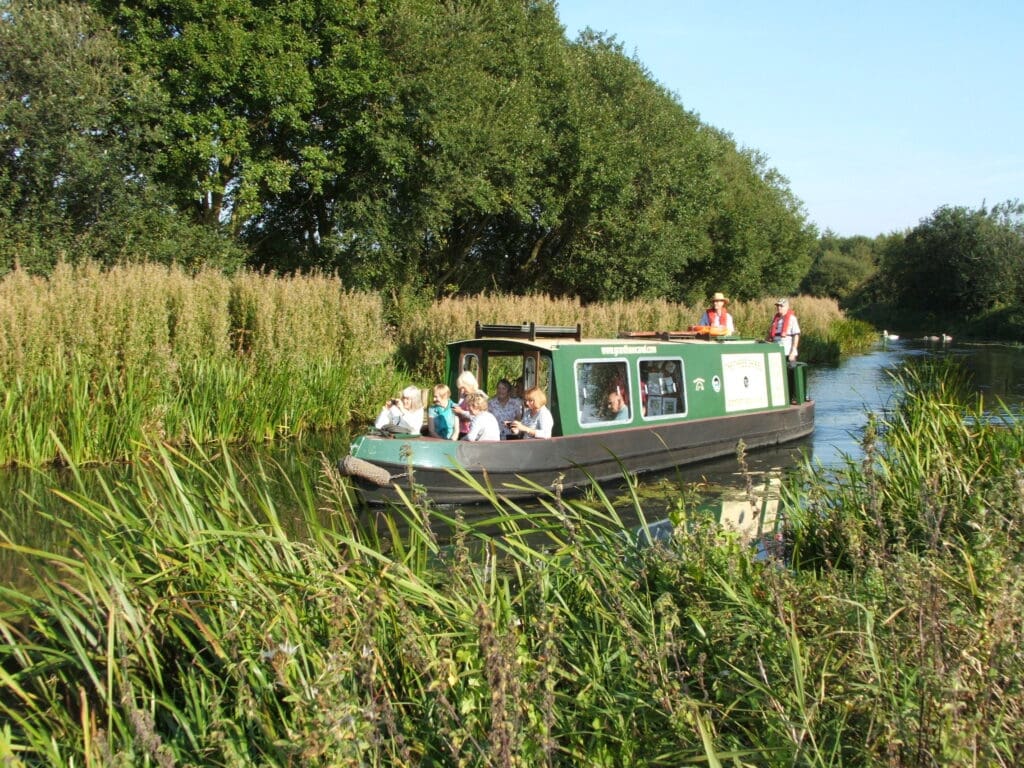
[
  {"left": 374, "top": 385, "right": 424, "bottom": 434},
  {"left": 508, "top": 387, "right": 553, "bottom": 439},
  {"left": 465, "top": 392, "right": 500, "bottom": 441}
]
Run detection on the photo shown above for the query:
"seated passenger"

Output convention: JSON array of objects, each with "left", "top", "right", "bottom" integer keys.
[
  {"left": 427, "top": 383, "right": 458, "bottom": 440},
  {"left": 508, "top": 387, "right": 553, "bottom": 439},
  {"left": 489, "top": 378, "right": 523, "bottom": 439},
  {"left": 374, "top": 385, "right": 424, "bottom": 434},
  {"left": 452, "top": 371, "right": 481, "bottom": 440},
  {"left": 465, "top": 392, "right": 500, "bottom": 441},
  {"left": 605, "top": 389, "right": 630, "bottom": 421}
]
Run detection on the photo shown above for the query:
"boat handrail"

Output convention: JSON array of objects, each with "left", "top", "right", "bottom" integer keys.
[
  {"left": 618, "top": 329, "right": 714, "bottom": 340},
  {"left": 475, "top": 321, "right": 582, "bottom": 341}
]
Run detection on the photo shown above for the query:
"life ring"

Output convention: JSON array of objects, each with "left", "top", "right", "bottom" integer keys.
[{"left": 338, "top": 455, "right": 392, "bottom": 487}]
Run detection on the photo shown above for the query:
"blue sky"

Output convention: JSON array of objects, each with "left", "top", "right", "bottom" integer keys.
[{"left": 555, "top": 0, "right": 1023, "bottom": 237}]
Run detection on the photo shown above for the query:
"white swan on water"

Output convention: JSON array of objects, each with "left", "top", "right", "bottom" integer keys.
[{"left": 882, "top": 330, "right": 899, "bottom": 340}]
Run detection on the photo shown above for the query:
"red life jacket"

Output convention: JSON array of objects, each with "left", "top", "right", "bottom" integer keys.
[
  {"left": 768, "top": 310, "right": 795, "bottom": 340},
  {"left": 706, "top": 308, "right": 731, "bottom": 328}
]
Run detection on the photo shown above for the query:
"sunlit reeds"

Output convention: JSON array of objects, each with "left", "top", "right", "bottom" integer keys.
[
  {"left": 0, "top": 263, "right": 871, "bottom": 466},
  {"left": 0, "top": 264, "right": 400, "bottom": 466},
  {"left": 4, "top": 362, "right": 1019, "bottom": 768},
  {"left": 3, "top": 360, "right": 1023, "bottom": 764}
]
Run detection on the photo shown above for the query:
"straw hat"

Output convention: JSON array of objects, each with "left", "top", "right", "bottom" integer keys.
[{"left": 711, "top": 292, "right": 729, "bottom": 304}]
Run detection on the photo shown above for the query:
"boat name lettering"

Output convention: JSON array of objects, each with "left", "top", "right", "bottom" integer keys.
[{"left": 600, "top": 344, "right": 656, "bottom": 355}]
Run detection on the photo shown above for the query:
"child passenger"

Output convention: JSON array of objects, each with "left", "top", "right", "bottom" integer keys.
[
  {"left": 465, "top": 392, "right": 500, "bottom": 441},
  {"left": 428, "top": 384, "right": 458, "bottom": 440}
]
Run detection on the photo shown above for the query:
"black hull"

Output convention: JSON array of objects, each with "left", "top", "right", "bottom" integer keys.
[{"left": 348, "top": 401, "right": 814, "bottom": 505}]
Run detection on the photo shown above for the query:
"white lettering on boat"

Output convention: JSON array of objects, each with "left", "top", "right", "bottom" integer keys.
[
  {"left": 722, "top": 354, "right": 769, "bottom": 412},
  {"left": 600, "top": 345, "right": 657, "bottom": 355}
]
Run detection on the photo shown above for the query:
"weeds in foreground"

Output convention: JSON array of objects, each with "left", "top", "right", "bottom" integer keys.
[{"left": 2, "top": 360, "right": 1023, "bottom": 765}]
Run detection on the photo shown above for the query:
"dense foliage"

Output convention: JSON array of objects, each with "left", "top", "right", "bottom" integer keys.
[
  {"left": 802, "top": 204, "right": 1024, "bottom": 339},
  {"left": 876, "top": 202, "right": 1024, "bottom": 316},
  {"left": 2, "top": 363, "right": 1022, "bottom": 765},
  {"left": 0, "top": 0, "right": 815, "bottom": 302}
]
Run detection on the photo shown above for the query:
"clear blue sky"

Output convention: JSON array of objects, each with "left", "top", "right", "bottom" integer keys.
[{"left": 555, "top": 0, "right": 1023, "bottom": 237}]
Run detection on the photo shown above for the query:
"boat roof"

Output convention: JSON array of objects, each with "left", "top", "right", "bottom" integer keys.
[{"left": 451, "top": 322, "right": 754, "bottom": 351}]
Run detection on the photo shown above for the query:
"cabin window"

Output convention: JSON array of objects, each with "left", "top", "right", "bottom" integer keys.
[
  {"left": 483, "top": 351, "right": 550, "bottom": 402},
  {"left": 523, "top": 355, "right": 537, "bottom": 391},
  {"left": 485, "top": 352, "right": 522, "bottom": 394},
  {"left": 574, "top": 359, "right": 632, "bottom": 425},
  {"left": 639, "top": 358, "right": 685, "bottom": 418},
  {"left": 460, "top": 351, "right": 481, "bottom": 384}
]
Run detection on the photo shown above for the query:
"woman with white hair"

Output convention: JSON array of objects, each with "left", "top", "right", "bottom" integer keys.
[
  {"left": 374, "top": 385, "right": 424, "bottom": 434},
  {"left": 451, "top": 370, "right": 481, "bottom": 439}
]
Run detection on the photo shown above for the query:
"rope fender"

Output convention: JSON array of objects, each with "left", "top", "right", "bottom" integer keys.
[{"left": 339, "top": 455, "right": 393, "bottom": 487}]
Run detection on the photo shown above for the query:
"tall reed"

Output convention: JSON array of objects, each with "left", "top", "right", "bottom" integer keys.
[
  {"left": 0, "top": 263, "right": 871, "bottom": 466},
  {"left": 0, "top": 264, "right": 399, "bottom": 466},
  {"left": 4, "top": 360, "right": 1021, "bottom": 765}
]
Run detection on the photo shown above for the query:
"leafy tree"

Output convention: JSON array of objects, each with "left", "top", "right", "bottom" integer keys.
[
  {"left": 691, "top": 139, "right": 816, "bottom": 302},
  {"left": 801, "top": 231, "right": 879, "bottom": 303},
  {"left": 335, "top": 0, "right": 572, "bottom": 294},
  {"left": 0, "top": 0, "right": 244, "bottom": 273},
  {"left": 525, "top": 31, "right": 719, "bottom": 301},
  {"left": 8, "top": 0, "right": 818, "bottom": 302},
  {"left": 96, "top": 0, "right": 340, "bottom": 234},
  {"left": 879, "top": 203, "right": 1024, "bottom": 315}
]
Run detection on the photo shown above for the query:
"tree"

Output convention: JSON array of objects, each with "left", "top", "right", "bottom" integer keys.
[
  {"left": 880, "top": 204, "right": 1024, "bottom": 315},
  {"left": 0, "top": 0, "right": 244, "bottom": 272},
  {"left": 690, "top": 138, "right": 816, "bottom": 302},
  {"left": 801, "top": 232, "right": 879, "bottom": 303},
  {"left": 43, "top": 0, "right": 816, "bottom": 302},
  {"left": 523, "top": 32, "right": 720, "bottom": 301}
]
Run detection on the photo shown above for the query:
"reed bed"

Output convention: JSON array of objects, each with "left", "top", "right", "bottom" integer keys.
[
  {"left": 2, "top": 361, "right": 1022, "bottom": 765},
  {"left": 0, "top": 264, "right": 401, "bottom": 467},
  {"left": 0, "top": 263, "right": 871, "bottom": 467}
]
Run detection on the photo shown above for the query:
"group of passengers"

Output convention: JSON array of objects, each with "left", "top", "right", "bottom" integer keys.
[
  {"left": 374, "top": 370, "right": 553, "bottom": 442},
  {"left": 374, "top": 291, "right": 800, "bottom": 439}
]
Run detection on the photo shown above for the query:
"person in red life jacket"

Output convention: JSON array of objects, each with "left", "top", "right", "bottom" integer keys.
[
  {"left": 767, "top": 297, "right": 800, "bottom": 363},
  {"left": 699, "top": 291, "right": 735, "bottom": 335}
]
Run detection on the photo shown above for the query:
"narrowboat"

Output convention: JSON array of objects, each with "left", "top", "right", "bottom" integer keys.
[{"left": 339, "top": 322, "right": 814, "bottom": 504}]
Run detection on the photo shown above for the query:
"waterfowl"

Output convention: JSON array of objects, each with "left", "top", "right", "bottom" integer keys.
[{"left": 882, "top": 330, "right": 899, "bottom": 341}]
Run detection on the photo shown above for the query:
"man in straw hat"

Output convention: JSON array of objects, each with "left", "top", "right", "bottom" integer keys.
[{"left": 699, "top": 291, "right": 735, "bottom": 335}]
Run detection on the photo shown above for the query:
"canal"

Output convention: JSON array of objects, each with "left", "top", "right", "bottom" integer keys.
[{"left": 2, "top": 338, "right": 1023, "bottom": 587}]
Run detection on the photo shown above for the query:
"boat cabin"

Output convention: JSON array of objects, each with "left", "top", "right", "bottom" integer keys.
[{"left": 451, "top": 322, "right": 807, "bottom": 436}]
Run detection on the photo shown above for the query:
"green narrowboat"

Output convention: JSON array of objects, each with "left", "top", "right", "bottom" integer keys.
[{"left": 340, "top": 322, "right": 814, "bottom": 504}]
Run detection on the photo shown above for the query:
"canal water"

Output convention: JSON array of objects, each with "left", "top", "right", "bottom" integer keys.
[{"left": 2, "top": 338, "right": 1023, "bottom": 586}]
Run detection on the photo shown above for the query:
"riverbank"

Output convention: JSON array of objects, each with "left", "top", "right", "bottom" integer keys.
[
  {"left": 0, "top": 263, "right": 874, "bottom": 467},
  {"left": 1, "top": 361, "right": 1021, "bottom": 764}
]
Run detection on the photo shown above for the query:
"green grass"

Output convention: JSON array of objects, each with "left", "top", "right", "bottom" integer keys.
[{"left": 2, "top": 360, "right": 1022, "bottom": 765}]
